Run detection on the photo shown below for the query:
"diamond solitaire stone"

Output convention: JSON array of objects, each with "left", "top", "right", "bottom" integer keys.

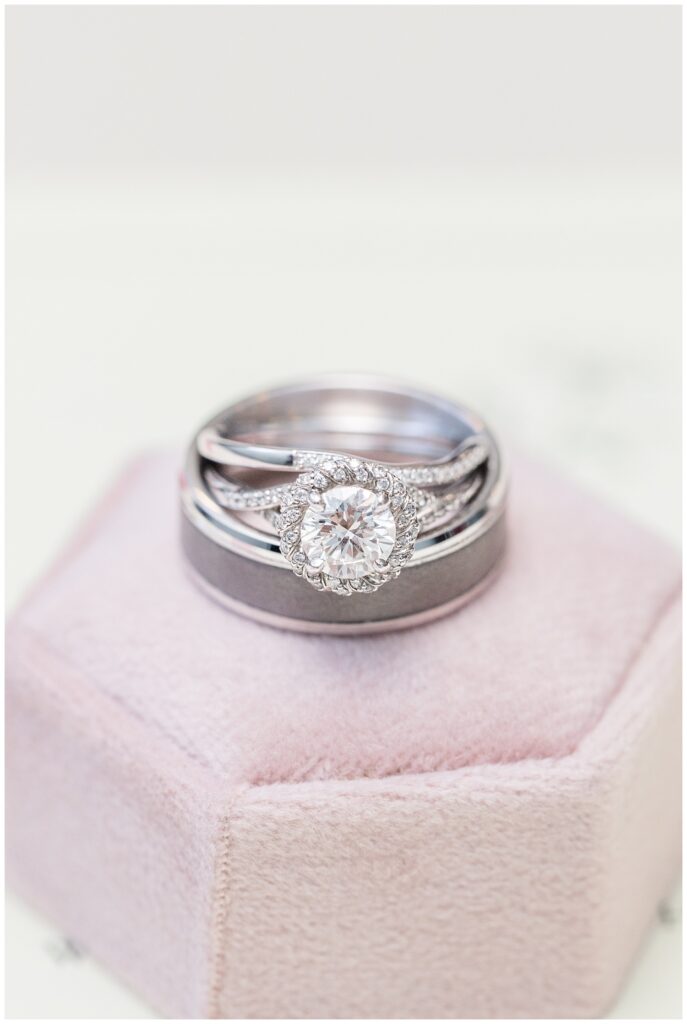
[{"left": 300, "top": 485, "right": 396, "bottom": 580}]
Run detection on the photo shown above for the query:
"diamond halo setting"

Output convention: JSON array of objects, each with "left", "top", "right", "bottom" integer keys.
[
  {"left": 301, "top": 485, "right": 396, "bottom": 579},
  {"left": 276, "top": 458, "right": 419, "bottom": 595}
]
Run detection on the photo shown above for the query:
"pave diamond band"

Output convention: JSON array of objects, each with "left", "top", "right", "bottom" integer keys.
[
  {"left": 181, "top": 376, "right": 507, "bottom": 631},
  {"left": 206, "top": 465, "right": 484, "bottom": 534},
  {"left": 203, "top": 437, "right": 488, "bottom": 514}
]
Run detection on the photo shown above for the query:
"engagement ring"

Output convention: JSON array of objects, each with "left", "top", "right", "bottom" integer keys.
[{"left": 181, "top": 376, "right": 507, "bottom": 632}]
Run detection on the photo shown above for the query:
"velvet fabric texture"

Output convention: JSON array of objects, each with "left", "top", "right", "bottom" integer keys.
[{"left": 6, "top": 452, "right": 681, "bottom": 1018}]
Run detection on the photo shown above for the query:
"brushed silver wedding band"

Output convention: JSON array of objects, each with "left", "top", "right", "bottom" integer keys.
[{"left": 180, "top": 375, "right": 507, "bottom": 633}]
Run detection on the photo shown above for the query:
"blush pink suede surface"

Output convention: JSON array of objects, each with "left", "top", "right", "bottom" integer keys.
[{"left": 6, "top": 451, "right": 681, "bottom": 1018}]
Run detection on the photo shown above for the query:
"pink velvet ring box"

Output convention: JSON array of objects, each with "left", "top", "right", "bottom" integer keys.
[{"left": 6, "top": 451, "right": 681, "bottom": 1019}]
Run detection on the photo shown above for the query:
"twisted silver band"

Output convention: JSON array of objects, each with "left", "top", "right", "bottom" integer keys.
[
  {"left": 181, "top": 376, "right": 507, "bottom": 631},
  {"left": 205, "top": 461, "right": 486, "bottom": 533}
]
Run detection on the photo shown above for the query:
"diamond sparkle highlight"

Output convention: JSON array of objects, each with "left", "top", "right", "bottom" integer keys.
[{"left": 300, "top": 485, "right": 396, "bottom": 580}]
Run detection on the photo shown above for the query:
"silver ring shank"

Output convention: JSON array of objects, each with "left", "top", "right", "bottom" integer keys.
[{"left": 197, "top": 375, "right": 485, "bottom": 470}]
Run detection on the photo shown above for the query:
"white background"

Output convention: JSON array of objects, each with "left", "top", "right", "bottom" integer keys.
[{"left": 6, "top": 5, "right": 681, "bottom": 1018}]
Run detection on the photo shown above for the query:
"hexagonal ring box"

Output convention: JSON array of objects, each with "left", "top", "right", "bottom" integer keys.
[{"left": 6, "top": 451, "right": 680, "bottom": 1018}]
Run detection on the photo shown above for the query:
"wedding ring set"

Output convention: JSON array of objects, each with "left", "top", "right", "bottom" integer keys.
[{"left": 181, "top": 376, "right": 507, "bottom": 633}]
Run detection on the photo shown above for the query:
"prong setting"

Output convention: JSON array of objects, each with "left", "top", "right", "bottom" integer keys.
[{"left": 277, "top": 458, "right": 419, "bottom": 595}]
